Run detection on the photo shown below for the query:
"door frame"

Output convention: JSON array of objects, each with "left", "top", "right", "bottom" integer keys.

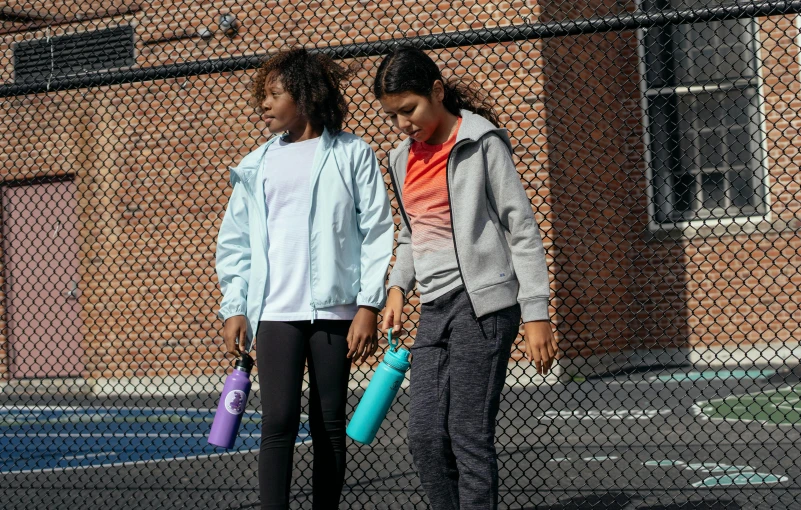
[{"left": 1, "top": 174, "right": 85, "bottom": 380}]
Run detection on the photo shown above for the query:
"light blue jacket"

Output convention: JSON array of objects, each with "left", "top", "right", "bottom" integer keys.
[{"left": 216, "top": 129, "right": 394, "bottom": 342}]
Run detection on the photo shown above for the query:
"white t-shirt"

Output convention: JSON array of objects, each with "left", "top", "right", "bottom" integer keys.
[{"left": 259, "top": 136, "right": 358, "bottom": 322}]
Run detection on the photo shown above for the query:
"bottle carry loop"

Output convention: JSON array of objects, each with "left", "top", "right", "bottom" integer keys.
[{"left": 382, "top": 328, "right": 410, "bottom": 372}]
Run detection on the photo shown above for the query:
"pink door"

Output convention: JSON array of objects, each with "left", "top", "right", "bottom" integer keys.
[{"left": 2, "top": 181, "right": 85, "bottom": 379}]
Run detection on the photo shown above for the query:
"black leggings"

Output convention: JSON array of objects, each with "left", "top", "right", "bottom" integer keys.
[{"left": 256, "top": 320, "right": 352, "bottom": 510}]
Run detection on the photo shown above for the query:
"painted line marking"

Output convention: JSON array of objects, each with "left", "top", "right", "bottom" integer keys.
[
  {"left": 0, "top": 406, "right": 218, "bottom": 412},
  {"left": 1, "top": 407, "right": 310, "bottom": 475},
  {"left": 692, "top": 473, "right": 789, "bottom": 487},
  {"left": 1, "top": 435, "right": 313, "bottom": 476},
  {"left": 546, "top": 455, "right": 622, "bottom": 463},
  {"left": 581, "top": 455, "right": 620, "bottom": 462},
  {"left": 538, "top": 408, "right": 672, "bottom": 421},
  {"left": 697, "top": 384, "right": 801, "bottom": 426},
  {"left": 701, "top": 385, "right": 797, "bottom": 405},
  {"left": 60, "top": 452, "right": 117, "bottom": 462},
  {"left": 652, "top": 369, "right": 776, "bottom": 383},
  {"left": 7, "top": 433, "right": 215, "bottom": 438},
  {"left": 645, "top": 458, "right": 788, "bottom": 487},
  {"left": 645, "top": 460, "right": 682, "bottom": 467}
]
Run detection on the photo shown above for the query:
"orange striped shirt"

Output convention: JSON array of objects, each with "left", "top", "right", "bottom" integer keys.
[{"left": 403, "top": 119, "right": 464, "bottom": 300}]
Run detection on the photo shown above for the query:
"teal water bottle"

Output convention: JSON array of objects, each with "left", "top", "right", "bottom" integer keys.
[{"left": 347, "top": 329, "right": 410, "bottom": 444}]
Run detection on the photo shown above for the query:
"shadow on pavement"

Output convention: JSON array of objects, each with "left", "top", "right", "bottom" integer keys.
[{"left": 515, "top": 492, "right": 742, "bottom": 510}]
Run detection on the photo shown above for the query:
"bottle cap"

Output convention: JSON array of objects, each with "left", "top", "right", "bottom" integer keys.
[
  {"left": 234, "top": 353, "right": 254, "bottom": 373},
  {"left": 383, "top": 346, "right": 410, "bottom": 372}
]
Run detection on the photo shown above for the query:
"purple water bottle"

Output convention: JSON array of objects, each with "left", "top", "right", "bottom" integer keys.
[{"left": 208, "top": 353, "right": 253, "bottom": 449}]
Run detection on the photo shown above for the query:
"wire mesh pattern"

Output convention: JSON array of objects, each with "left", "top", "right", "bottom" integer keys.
[{"left": 1, "top": 1, "right": 801, "bottom": 508}]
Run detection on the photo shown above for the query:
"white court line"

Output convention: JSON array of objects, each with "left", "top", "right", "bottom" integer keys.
[
  {"left": 537, "top": 408, "right": 673, "bottom": 421},
  {"left": 22, "top": 433, "right": 214, "bottom": 438},
  {"left": 695, "top": 397, "right": 801, "bottom": 427},
  {"left": 582, "top": 455, "right": 620, "bottom": 461},
  {"left": 701, "top": 385, "right": 799, "bottom": 405},
  {"left": 605, "top": 379, "right": 661, "bottom": 387},
  {"left": 0, "top": 405, "right": 219, "bottom": 413},
  {"left": 692, "top": 473, "right": 789, "bottom": 487},
  {"left": 1, "top": 407, "right": 308, "bottom": 475},
  {"left": 2, "top": 437, "right": 312, "bottom": 476},
  {"left": 775, "top": 395, "right": 801, "bottom": 411},
  {"left": 2, "top": 449, "right": 260, "bottom": 475},
  {"left": 60, "top": 452, "right": 117, "bottom": 461}
]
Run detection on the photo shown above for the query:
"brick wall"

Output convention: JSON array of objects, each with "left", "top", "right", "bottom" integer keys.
[
  {"left": 0, "top": 35, "right": 553, "bottom": 380},
  {"left": 0, "top": 91, "right": 90, "bottom": 380},
  {"left": 1, "top": 0, "right": 537, "bottom": 83},
  {"left": 628, "top": 16, "right": 801, "bottom": 359},
  {"left": 1, "top": 2, "right": 800, "bottom": 381},
  {"left": 540, "top": 29, "right": 645, "bottom": 366}
]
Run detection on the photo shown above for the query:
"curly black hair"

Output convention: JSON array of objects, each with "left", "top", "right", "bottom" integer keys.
[{"left": 250, "top": 48, "right": 353, "bottom": 133}]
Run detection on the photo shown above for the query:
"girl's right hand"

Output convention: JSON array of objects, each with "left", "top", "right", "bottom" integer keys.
[
  {"left": 381, "top": 287, "right": 405, "bottom": 334},
  {"left": 223, "top": 315, "right": 248, "bottom": 358}
]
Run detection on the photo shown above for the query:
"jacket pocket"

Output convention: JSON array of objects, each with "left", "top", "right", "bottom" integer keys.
[{"left": 486, "top": 203, "right": 514, "bottom": 276}]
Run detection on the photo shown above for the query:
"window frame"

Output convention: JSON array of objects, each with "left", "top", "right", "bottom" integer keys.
[{"left": 636, "top": 1, "right": 771, "bottom": 232}]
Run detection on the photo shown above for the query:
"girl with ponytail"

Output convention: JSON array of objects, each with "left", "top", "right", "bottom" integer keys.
[{"left": 375, "top": 47, "right": 558, "bottom": 510}]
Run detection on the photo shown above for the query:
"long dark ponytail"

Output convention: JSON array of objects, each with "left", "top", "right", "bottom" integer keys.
[{"left": 373, "top": 47, "right": 500, "bottom": 127}]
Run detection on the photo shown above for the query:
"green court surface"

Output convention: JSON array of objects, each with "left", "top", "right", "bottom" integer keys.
[{"left": 699, "top": 384, "right": 801, "bottom": 425}]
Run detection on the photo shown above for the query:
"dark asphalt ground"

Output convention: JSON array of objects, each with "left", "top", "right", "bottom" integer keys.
[{"left": 2, "top": 365, "right": 800, "bottom": 509}]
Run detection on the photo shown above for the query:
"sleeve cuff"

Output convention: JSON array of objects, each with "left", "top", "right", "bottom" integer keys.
[
  {"left": 357, "top": 297, "right": 385, "bottom": 310},
  {"left": 218, "top": 306, "right": 247, "bottom": 322},
  {"left": 520, "top": 297, "right": 550, "bottom": 323}
]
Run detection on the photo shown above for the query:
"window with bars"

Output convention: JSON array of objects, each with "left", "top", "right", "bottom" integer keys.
[
  {"left": 13, "top": 26, "right": 134, "bottom": 84},
  {"left": 642, "top": 0, "right": 767, "bottom": 225}
]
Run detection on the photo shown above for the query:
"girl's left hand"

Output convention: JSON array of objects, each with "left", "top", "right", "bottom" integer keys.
[
  {"left": 523, "top": 320, "right": 559, "bottom": 375},
  {"left": 347, "top": 307, "right": 380, "bottom": 364}
]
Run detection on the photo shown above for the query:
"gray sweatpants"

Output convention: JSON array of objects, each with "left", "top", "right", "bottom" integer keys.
[{"left": 408, "top": 286, "right": 521, "bottom": 510}]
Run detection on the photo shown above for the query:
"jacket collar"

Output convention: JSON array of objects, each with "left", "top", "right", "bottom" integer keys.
[
  {"left": 389, "top": 109, "right": 511, "bottom": 166},
  {"left": 229, "top": 127, "right": 336, "bottom": 185},
  {"left": 455, "top": 109, "right": 511, "bottom": 151},
  {"left": 387, "top": 109, "right": 512, "bottom": 184}
]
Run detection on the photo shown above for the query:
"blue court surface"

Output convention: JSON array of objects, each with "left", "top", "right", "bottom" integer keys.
[{"left": 0, "top": 406, "right": 309, "bottom": 474}]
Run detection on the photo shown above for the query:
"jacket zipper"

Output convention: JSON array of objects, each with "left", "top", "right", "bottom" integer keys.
[
  {"left": 445, "top": 140, "right": 478, "bottom": 318},
  {"left": 308, "top": 139, "right": 329, "bottom": 324},
  {"left": 309, "top": 225, "right": 317, "bottom": 324}
]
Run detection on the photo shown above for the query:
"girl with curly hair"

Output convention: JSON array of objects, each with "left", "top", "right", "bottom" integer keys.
[{"left": 216, "top": 48, "right": 393, "bottom": 509}]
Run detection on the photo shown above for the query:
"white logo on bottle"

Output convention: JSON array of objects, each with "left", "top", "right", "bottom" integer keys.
[{"left": 224, "top": 389, "right": 246, "bottom": 415}]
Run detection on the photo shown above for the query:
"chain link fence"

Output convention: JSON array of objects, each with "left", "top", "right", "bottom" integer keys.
[{"left": 1, "top": 0, "right": 801, "bottom": 508}]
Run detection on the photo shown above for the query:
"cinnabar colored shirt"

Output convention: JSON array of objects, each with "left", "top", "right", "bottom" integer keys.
[{"left": 403, "top": 119, "right": 464, "bottom": 302}]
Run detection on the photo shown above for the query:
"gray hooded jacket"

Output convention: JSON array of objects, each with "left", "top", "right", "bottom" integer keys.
[{"left": 386, "top": 110, "right": 550, "bottom": 322}]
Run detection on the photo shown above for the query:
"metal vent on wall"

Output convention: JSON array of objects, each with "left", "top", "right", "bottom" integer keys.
[{"left": 13, "top": 26, "right": 134, "bottom": 84}]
